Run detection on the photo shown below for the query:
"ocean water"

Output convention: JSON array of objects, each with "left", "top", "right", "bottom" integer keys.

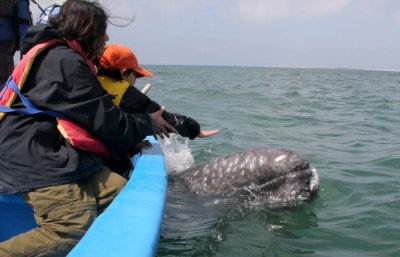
[{"left": 140, "top": 66, "right": 400, "bottom": 257}]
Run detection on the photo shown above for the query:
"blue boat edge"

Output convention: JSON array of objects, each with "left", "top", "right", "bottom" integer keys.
[{"left": 0, "top": 135, "right": 168, "bottom": 257}]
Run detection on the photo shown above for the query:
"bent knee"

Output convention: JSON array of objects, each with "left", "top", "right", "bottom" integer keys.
[{"left": 44, "top": 208, "right": 97, "bottom": 240}]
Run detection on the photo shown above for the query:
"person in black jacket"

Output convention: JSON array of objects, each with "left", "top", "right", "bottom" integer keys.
[
  {"left": 97, "top": 44, "right": 220, "bottom": 140},
  {"left": 0, "top": 1, "right": 153, "bottom": 256},
  {"left": 97, "top": 44, "right": 219, "bottom": 177}
]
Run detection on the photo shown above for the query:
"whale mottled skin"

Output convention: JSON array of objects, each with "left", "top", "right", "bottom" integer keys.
[{"left": 174, "top": 148, "right": 319, "bottom": 206}]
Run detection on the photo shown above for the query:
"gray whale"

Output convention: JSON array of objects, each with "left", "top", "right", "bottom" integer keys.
[{"left": 174, "top": 147, "right": 319, "bottom": 207}]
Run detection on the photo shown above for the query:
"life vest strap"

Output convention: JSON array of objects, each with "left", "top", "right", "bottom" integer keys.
[
  {"left": 0, "top": 39, "right": 110, "bottom": 158},
  {"left": 0, "top": 78, "right": 62, "bottom": 117}
]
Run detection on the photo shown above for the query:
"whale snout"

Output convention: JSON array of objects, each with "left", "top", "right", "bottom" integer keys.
[{"left": 247, "top": 166, "right": 319, "bottom": 207}]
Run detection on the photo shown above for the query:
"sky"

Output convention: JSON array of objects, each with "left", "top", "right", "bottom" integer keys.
[{"left": 31, "top": 0, "right": 400, "bottom": 70}]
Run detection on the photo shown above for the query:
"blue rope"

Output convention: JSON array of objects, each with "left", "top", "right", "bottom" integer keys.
[{"left": 0, "top": 78, "right": 63, "bottom": 118}]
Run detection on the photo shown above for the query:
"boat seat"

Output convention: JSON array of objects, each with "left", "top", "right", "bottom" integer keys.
[{"left": 0, "top": 193, "right": 37, "bottom": 242}]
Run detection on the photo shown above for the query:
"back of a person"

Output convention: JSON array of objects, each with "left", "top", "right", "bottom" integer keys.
[
  {"left": 0, "top": 0, "right": 32, "bottom": 84},
  {"left": 0, "top": 0, "right": 32, "bottom": 45},
  {"left": 0, "top": 39, "right": 103, "bottom": 194}
]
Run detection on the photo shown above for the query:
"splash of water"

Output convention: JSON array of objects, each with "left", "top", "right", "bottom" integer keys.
[{"left": 157, "top": 134, "right": 195, "bottom": 174}]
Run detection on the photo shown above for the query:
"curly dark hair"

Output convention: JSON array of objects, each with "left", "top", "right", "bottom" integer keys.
[{"left": 49, "top": 0, "right": 108, "bottom": 59}]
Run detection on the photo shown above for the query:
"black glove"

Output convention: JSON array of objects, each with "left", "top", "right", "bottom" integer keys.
[{"left": 162, "top": 112, "right": 200, "bottom": 140}]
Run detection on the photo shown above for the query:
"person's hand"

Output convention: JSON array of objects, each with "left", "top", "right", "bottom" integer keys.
[
  {"left": 198, "top": 129, "right": 220, "bottom": 138},
  {"left": 135, "top": 139, "right": 152, "bottom": 150},
  {"left": 151, "top": 107, "right": 178, "bottom": 138},
  {"left": 132, "top": 139, "right": 152, "bottom": 154}
]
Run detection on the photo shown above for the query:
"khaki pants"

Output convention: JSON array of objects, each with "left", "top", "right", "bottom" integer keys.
[{"left": 0, "top": 168, "right": 126, "bottom": 257}]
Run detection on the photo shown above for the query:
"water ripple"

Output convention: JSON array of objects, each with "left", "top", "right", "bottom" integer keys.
[{"left": 146, "top": 66, "right": 400, "bottom": 257}]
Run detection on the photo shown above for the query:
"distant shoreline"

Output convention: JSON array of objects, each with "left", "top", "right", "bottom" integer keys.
[{"left": 141, "top": 64, "right": 400, "bottom": 73}]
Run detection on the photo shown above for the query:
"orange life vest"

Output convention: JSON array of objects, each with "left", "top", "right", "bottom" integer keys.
[{"left": 0, "top": 39, "right": 110, "bottom": 157}]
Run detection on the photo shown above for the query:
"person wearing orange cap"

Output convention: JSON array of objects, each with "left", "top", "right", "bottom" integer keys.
[{"left": 97, "top": 44, "right": 219, "bottom": 141}]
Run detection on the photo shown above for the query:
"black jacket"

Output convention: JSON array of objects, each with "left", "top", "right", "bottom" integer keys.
[
  {"left": 120, "top": 86, "right": 161, "bottom": 114},
  {"left": 121, "top": 86, "right": 200, "bottom": 140},
  {"left": 0, "top": 26, "right": 152, "bottom": 194}
]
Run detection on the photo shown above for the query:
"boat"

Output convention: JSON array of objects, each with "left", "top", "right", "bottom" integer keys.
[{"left": 0, "top": 135, "right": 167, "bottom": 257}]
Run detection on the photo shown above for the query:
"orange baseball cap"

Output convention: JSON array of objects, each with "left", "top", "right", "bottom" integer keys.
[{"left": 99, "top": 44, "right": 153, "bottom": 78}]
